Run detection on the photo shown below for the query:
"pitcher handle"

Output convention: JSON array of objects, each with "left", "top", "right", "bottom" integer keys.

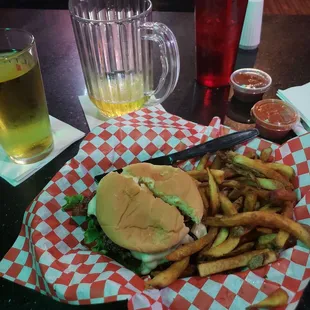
[{"left": 140, "top": 22, "right": 180, "bottom": 106}]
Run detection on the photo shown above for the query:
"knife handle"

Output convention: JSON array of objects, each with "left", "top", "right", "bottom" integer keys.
[{"left": 169, "top": 129, "right": 259, "bottom": 163}]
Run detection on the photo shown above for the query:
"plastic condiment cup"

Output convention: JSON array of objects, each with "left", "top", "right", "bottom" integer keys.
[
  {"left": 251, "top": 99, "right": 300, "bottom": 140},
  {"left": 230, "top": 68, "right": 272, "bottom": 103}
]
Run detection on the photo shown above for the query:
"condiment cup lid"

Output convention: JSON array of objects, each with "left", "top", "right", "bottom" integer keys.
[
  {"left": 230, "top": 68, "right": 272, "bottom": 95},
  {"left": 251, "top": 99, "right": 300, "bottom": 131}
]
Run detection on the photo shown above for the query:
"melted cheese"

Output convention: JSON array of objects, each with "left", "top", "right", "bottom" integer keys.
[
  {"left": 191, "top": 223, "right": 207, "bottom": 239},
  {"left": 130, "top": 246, "right": 178, "bottom": 275}
]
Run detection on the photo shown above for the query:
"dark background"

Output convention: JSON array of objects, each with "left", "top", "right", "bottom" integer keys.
[{"left": 1, "top": 0, "right": 194, "bottom": 11}]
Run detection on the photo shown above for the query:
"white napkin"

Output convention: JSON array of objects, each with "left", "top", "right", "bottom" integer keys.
[
  {"left": 0, "top": 116, "right": 85, "bottom": 186},
  {"left": 277, "top": 83, "right": 310, "bottom": 132},
  {"left": 79, "top": 95, "right": 164, "bottom": 129},
  {"left": 79, "top": 95, "right": 110, "bottom": 130}
]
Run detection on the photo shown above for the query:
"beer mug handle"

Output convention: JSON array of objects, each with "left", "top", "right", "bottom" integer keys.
[{"left": 140, "top": 22, "right": 180, "bottom": 106}]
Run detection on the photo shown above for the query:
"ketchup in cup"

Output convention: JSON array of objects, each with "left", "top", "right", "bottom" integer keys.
[
  {"left": 230, "top": 68, "right": 272, "bottom": 103},
  {"left": 195, "top": 0, "right": 248, "bottom": 87},
  {"left": 251, "top": 99, "right": 300, "bottom": 140}
]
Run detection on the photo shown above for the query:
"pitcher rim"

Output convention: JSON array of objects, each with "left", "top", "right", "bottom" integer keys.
[{"left": 68, "top": 0, "right": 152, "bottom": 23}]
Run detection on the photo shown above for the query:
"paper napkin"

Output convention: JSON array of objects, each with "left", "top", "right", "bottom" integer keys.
[
  {"left": 79, "top": 95, "right": 165, "bottom": 130},
  {"left": 277, "top": 82, "right": 310, "bottom": 131},
  {"left": 0, "top": 116, "right": 85, "bottom": 186},
  {"left": 78, "top": 95, "right": 110, "bottom": 130}
]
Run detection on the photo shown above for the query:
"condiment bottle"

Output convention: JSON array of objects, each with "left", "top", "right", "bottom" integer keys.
[{"left": 239, "top": 0, "right": 264, "bottom": 50}]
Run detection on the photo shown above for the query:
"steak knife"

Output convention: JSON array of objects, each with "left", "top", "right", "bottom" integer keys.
[{"left": 94, "top": 128, "right": 259, "bottom": 183}]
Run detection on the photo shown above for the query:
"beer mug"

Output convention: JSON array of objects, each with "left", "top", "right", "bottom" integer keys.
[
  {"left": 69, "top": 0, "right": 180, "bottom": 117},
  {"left": 0, "top": 28, "right": 53, "bottom": 164}
]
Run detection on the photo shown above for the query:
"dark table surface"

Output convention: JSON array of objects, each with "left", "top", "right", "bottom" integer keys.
[{"left": 0, "top": 9, "right": 310, "bottom": 310}]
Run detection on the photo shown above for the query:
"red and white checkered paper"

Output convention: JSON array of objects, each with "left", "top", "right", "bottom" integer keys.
[{"left": 0, "top": 106, "right": 309, "bottom": 309}]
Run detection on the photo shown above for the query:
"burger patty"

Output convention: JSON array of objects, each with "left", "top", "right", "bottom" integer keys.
[
  {"left": 71, "top": 192, "right": 96, "bottom": 217},
  {"left": 84, "top": 215, "right": 142, "bottom": 274}
]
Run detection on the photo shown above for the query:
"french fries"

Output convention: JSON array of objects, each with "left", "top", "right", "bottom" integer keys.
[
  {"left": 180, "top": 264, "right": 196, "bottom": 278},
  {"left": 219, "top": 193, "right": 237, "bottom": 216},
  {"left": 245, "top": 150, "right": 257, "bottom": 159},
  {"left": 257, "top": 178, "right": 284, "bottom": 190},
  {"left": 211, "top": 227, "right": 229, "bottom": 248},
  {"left": 257, "top": 234, "right": 277, "bottom": 249},
  {"left": 224, "top": 242, "right": 255, "bottom": 257},
  {"left": 274, "top": 201, "right": 294, "bottom": 249},
  {"left": 200, "top": 233, "right": 240, "bottom": 258},
  {"left": 266, "top": 162, "right": 295, "bottom": 180},
  {"left": 221, "top": 180, "right": 270, "bottom": 200},
  {"left": 247, "top": 288, "right": 289, "bottom": 309},
  {"left": 231, "top": 225, "right": 251, "bottom": 237},
  {"left": 233, "top": 196, "right": 244, "bottom": 211},
  {"left": 270, "top": 188, "right": 296, "bottom": 203},
  {"left": 282, "top": 200, "right": 294, "bottom": 219},
  {"left": 187, "top": 169, "right": 209, "bottom": 181},
  {"left": 223, "top": 167, "right": 237, "bottom": 179},
  {"left": 301, "top": 223, "right": 310, "bottom": 234},
  {"left": 198, "top": 187, "right": 209, "bottom": 214},
  {"left": 227, "top": 152, "right": 293, "bottom": 189},
  {"left": 228, "top": 188, "right": 242, "bottom": 200},
  {"left": 207, "top": 168, "right": 220, "bottom": 215},
  {"left": 256, "top": 227, "right": 273, "bottom": 234},
  {"left": 258, "top": 234, "right": 277, "bottom": 245},
  {"left": 260, "top": 147, "right": 273, "bottom": 162},
  {"left": 248, "top": 253, "right": 264, "bottom": 269},
  {"left": 166, "top": 227, "right": 218, "bottom": 261},
  {"left": 210, "top": 169, "right": 225, "bottom": 184},
  {"left": 227, "top": 163, "right": 258, "bottom": 182},
  {"left": 263, "top": 249, "right": 278, "bottom": 265},
  {"left": 198, "top": 249, "right": 275, "bottom": 277},
  {"left": 259, "top": 206, "right": 282, "bottom": 213},
  {"left": 145, "top": 257, "right": 190, "bottom": 289},
  {"left": 205, "top": 212, "right": 310, "bottom": 247},
  {"left": 244, "top": 192, "right": 257, "bottom": 212},
  {"left": 146, "top": 144, "right": 303, "bottom": 310},
  {"left": 239, "top": 229, "right": 262, "bottom": 244},
  {"left": 211, "top": 155, "right": 222, "bottom": 169},
  {"left": 196, "top": 153, "right": 210, "bottom": 171}
]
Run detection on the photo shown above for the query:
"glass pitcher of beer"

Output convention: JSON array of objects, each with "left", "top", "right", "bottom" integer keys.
[
  {"left": 0, "top": 28, "right": 53, "bottom": 164},
  {"left": 69, "top": 0, "right": 180, "bottom": 117}
]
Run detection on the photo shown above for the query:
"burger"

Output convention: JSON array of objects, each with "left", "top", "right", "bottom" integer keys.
[{"left": 64, "top": 163, "right": 206, "bottom": 275}]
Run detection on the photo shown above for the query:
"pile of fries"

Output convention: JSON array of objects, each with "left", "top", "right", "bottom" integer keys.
[{"left": 145, "top": 148, "right": 310, "bottom": 308}]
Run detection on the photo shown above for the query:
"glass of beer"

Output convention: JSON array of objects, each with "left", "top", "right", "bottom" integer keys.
[
  {"left": 0, "top": 28, "right": 53, "bottom": 164},
  {"left": 69, "top": 0, "right": 180, "bottom": 117},
  {"left": 195, "top": 0, "right": 248, "bottom": 88}
]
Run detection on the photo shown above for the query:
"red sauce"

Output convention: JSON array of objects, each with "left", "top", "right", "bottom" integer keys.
[
  {"left": 254, "top": 101, "right": 297, "bottom": 125},
  {"left": 230, "top": 69, "right": 272, "bottom": 103},
  {"left": 251, "top": 99, "right": 299, "bottom": 140},
  {"left": 233, "top": 72, "right": 269, "bottom": 89}
]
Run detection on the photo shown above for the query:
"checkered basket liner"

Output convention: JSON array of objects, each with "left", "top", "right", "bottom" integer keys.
[{"left": 0, "top": 106, "right": 309, "bottom": 309}]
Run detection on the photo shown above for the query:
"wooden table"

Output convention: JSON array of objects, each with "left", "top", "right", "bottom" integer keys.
[{"left": 0, "top": 9, "right": 309, "bottom": 310}]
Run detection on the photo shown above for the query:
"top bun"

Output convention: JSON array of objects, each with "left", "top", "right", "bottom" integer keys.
[{"left": 96, "top": 163, "right": 204, "bottom": 253}]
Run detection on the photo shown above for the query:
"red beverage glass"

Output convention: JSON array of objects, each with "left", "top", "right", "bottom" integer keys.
[{"left": 195, "top": 0, "right": 248, "bottom": 87}]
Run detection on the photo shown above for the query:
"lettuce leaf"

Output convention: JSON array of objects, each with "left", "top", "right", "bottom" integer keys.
[
  {"left": 62, "top": 194, "right": 84, "bottom": 211},
  {"left": 84, "top": 218, "right": 101, "bottom": 245}
]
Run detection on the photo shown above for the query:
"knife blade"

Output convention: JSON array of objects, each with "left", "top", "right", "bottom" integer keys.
[{"left": 94, "top": 128, "right": 259, "bottom": 183}]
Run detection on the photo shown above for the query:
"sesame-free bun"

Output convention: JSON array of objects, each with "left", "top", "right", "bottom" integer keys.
[{"left": 96, "top": 163, "right": 204, "bottom": 253}]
